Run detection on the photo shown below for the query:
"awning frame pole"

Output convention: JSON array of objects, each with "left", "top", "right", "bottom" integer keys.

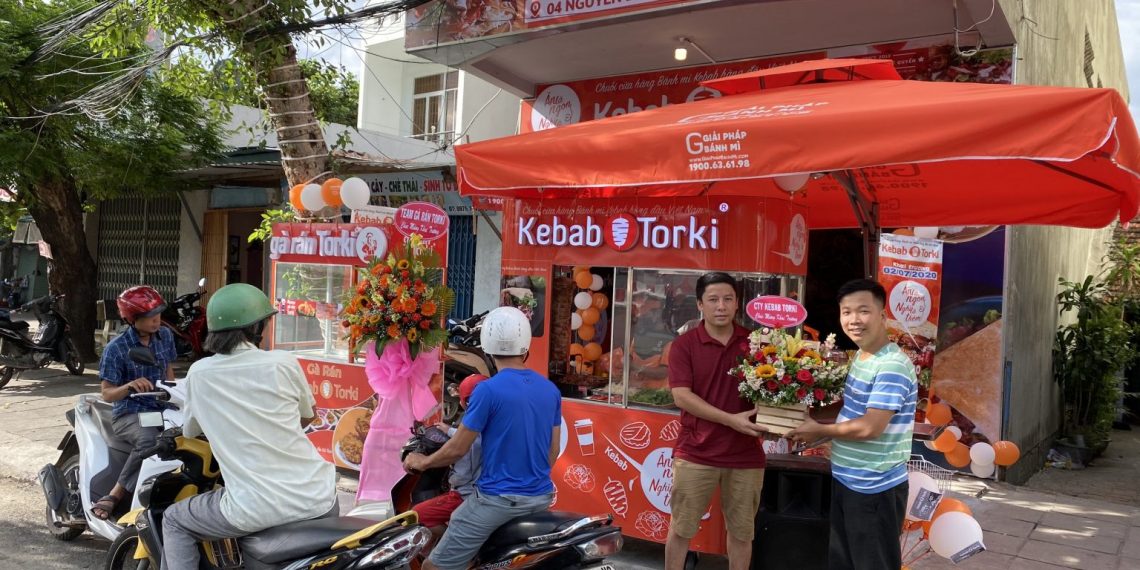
[{"left": 832, "top": 170, "right": 880, "bottom": 278}]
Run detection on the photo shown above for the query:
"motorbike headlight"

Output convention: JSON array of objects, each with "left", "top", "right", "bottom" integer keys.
[
  {"left": 575, "top": 531, "right": 623, "bottom": 562},
  {"left": 352, "top": 526, "right": 432, "bottom": 568}
]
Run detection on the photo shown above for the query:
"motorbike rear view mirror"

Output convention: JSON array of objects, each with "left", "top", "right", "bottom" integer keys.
[
  {"left": 128, "top": 346, "right": 158, "bottom": 367},
  {"left": 198, "top": 277, "right": 206, "bottom": 288}
]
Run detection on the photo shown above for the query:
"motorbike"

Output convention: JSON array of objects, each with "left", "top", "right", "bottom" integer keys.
[
  {"left": 0, "top": 293, "right": 84, "bottom": 390},
  {"left": 442, "top": 312, "right": 495, "bottom": 424},
  {"left": 39, "top": 346, "right": 185, "bottom": 545},
  {"left": 394, "top": 421, "right": 623, "bottom": 570},
  {"left": 106, "top": 426, "right": 431, "bottom": 570},
  {"left": 161, "top": 277, "right": 209, "bottom": 359}
]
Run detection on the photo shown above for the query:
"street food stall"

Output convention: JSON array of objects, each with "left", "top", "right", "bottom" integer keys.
[
  {"left": 455, "top": 59, "right": 1140, "bottom": 558},
  {"left": 265, "top": 202, "right": 449, "bottom": 471}
]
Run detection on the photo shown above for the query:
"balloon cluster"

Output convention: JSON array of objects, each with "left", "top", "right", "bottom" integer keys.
[
  {"left": 288, "top": 177, "right": 372, "bottom": 214},
  {"left": 568, "top": 266, "right": 608, "bottom": 373},
  {"left": 904, "top": 472, "right": 985, "bottom": 562},
  {"left": 924, "top": 401, "right": 1020, "bottom": 477}
]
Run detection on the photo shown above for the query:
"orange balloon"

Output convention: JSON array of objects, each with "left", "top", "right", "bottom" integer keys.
[
  {"left": 945, "top": 442, "right": 971, "bottom": 468},
  {"left": 574, "top": 271, "right": 593, "bottom": 289},
  {"left": 932, "top": 430, "right": 958, "bottom": 453},
  {"left": 583, "top": 342, "right": 603, "bottom": 361},
  {"left": 921, "top": 498, "right": 972, "bottom": 534},
  {"left": 992, "top": 440, "right": 1021, "bottom": 466},
  {"left": 581, "top": 307, "right": 600, "bottom": 325},
  {"left": 927, "top": 403, "right": 953, "bottom": 425},
  {"left": 320, "top": 178, "right": 344, "bottom": 207},
  {"left": 893, "top": 228, "right": 915, "bottom": 236},
  {"left": 569, "top": 343, "right": 584, "bottom": 356},
  {"left": 578, "top": 324, "right": 596, "bottom": 342},
  {"left": 572, "top": 266, "right": 589, "bottom": 274},
  {"left": 592, "top": 293, "right": 609, "bottom": 310},
  {"left": 289, "top": 184, "right": 305, "bottom": 211}
]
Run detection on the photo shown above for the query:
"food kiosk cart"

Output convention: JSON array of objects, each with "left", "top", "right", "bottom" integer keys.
[
  {"left": 495, "top": 194, "right": 811, "bottom": 554},
  {"left": 265, "top": 204, "right": 448, "bottom": 471}
]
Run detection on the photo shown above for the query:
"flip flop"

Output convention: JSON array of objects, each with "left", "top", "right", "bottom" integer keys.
[{"left": 91, "top": 495, "right": 118, "bottom": 521}]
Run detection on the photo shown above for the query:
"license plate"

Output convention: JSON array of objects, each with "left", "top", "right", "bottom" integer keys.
[
  {"left": 138, "top": 411, "right": 164, "bottom": 428},
  {"left": 583, "top": 565, "right": 615, "bottom": 570}
]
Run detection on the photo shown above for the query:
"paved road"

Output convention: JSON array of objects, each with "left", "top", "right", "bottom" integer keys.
[{"left": 0, "top": 476, "right": 107, "bottom": 569}]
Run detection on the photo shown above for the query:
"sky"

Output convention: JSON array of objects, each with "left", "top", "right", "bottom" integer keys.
[{"left": 1119, "top": 0, "right": 1140, "bottom": 120}]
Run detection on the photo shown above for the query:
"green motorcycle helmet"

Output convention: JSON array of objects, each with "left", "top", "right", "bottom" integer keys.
[{"left": 206, "top": 283, "right": 278, "bottom": 332}]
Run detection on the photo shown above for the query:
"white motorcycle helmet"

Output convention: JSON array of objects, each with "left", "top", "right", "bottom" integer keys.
[{"left": 480, "top": 306, "right": 532, "bottom": 357}]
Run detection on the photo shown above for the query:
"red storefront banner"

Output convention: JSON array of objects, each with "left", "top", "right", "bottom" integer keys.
[
  {"left": 405, "top": 0, "right": 696, "bottom": 49},
  {"left": 555, "top": 400, "right": 728, "bottom": 553},
  {"left": 502, "top": 196, "right": 809, "bottom": 276},
  {"left": 876, "top": 233, "right": 943, "bottom": 374},
  {"left": 520, "top": 44, "right": 1014, "bottom": 133}
]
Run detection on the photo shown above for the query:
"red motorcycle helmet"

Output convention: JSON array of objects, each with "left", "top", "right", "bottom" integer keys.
[
  {"left": 117, "top": 286, "right": 167, "bottom": 325},
  {"left": 458, "top": 374, "right": 490, "bottom": 407}
]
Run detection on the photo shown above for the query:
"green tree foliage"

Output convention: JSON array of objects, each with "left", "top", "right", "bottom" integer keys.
[{"left": 0, "top": 0, "right": 225, "bottom": 359}]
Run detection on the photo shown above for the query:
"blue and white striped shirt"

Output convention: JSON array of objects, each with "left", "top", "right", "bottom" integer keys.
[{"left": 831, "top": 343, "right": 917, "bottom": 494}]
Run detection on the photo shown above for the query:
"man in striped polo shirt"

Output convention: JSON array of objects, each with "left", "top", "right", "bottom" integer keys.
[{"left": 788, "top": 279, "right": 917, "bottom": 570}]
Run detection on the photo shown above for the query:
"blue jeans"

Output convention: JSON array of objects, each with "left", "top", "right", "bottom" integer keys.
[{"left": 428, "top": 488, "right": 553, "bottom": 570}]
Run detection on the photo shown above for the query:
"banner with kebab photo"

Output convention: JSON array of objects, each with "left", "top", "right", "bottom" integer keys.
[{"left": 876, "top": 233, "right": 942, "bottom": 389}]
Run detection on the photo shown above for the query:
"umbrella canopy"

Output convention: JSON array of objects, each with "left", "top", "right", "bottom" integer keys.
[
  {"left": 456, "top": 60, "right": 1140, "bottom": 231},
  {"left": 700, "top": 58, "right": 902, "bottom": 94}
]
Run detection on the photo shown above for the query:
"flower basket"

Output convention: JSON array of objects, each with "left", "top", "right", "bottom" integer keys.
[{"left": 731, "top": 328, "right": 849, "bottom": 436}]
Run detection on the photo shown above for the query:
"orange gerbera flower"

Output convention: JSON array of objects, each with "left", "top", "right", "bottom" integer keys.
[
  {"left": 378, "top": 275, "right": 390, "bottom": 288},
  {"left": 421, "top": 300, "right": 438, "bottom": 317},
  {"left": 414, "top": 282, "right": 427, "bottom": 294},
  {"left": 387, "top": 324, "right": 401, "bottom": 339}
]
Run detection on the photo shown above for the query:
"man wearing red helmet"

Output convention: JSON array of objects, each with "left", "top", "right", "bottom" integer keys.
[
  {"left": 92, "top": 286, "right": 177, "bottom": 520},
  {"left": 412, "top": 373, "right": 488, "bottom": 551}
]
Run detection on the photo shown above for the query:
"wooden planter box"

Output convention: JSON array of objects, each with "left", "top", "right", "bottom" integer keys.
[{"left": 755, "top": 403, "right": 807, "bottom": 436}]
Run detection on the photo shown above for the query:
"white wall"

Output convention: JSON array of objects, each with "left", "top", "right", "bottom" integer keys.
[
  {"left": 177, "top": 190, "right": 208, "bottom": 294},
  {"left": 456, "top": 72, "right": 519, "bottom": 143},
  {"left": 473, "top": 212, "right": 503, "bottom": 314}
]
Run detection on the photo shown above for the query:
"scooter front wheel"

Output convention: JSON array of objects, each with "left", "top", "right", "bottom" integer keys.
[
  {"left": 105, "top": 526, "right": 151, "bottom": 570},
  {"left": 46, "top": 454, "right": 84, "bottom": 541},
  {"left": 64, "top": 339, "right": 84, "bottom": 376},
  {"left": 0, "top": 367, "right": 13, "bottom": 390}
]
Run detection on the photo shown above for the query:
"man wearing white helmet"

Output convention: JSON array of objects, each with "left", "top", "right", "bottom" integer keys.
[{"left": 403, "top": 306, "right": 561, "bottom": 570}]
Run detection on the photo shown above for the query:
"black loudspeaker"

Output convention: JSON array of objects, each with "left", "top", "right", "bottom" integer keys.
[{"left": 751, "top": 466, "right": 832, "bottom": 570}]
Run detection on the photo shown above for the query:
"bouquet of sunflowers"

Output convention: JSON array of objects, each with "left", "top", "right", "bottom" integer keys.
[
  {"left": 342, "top": 234, "right": 455, "bottom": 359},
  {"left": 731, "top": 328, "right": 848, "bottom": 408}
]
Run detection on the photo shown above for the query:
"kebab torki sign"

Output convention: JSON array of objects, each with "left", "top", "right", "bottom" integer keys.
[{"left": 504, "top": 197, "right": 808, "bottom": 275}]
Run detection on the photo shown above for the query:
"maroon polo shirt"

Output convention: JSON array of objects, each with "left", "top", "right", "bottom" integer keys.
[{"left": 668, "top": 322, "right": 765, "bottom": 469}]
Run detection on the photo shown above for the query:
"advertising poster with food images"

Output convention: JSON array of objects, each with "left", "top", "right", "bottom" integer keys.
[
  {"left": 927, "top": 227, "right": 1006, "bottom": 445},
  {"left": 553, "top": 400, "right": 727, "bottom": 553},
  {"left": 300, "top": 359, "right": 377, "bottom": 470},
  {"left": 877, "top": 233, "right": 943, "bottom": 387}
]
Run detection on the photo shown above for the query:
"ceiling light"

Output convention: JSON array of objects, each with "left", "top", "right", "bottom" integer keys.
[{"left": 674, "top": 39, "right": 688, "bottom": 61}]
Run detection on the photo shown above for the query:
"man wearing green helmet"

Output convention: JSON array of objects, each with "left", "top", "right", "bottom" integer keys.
[{"left": 160, "top": 283, "right": 337, "bottom": 570}]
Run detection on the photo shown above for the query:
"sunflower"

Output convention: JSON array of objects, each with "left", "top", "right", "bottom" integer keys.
[
  {"left": 804, "top": 350, "right": 822, "bottom": 362},
  {"left": 754, "top": 364, "right": 777, "bottom": 378},
  {"left": 407, "top": 329, "right": 419, "bottom": 342},
  {"left": 762, "top": 345, "right": 778, "bottom": 356},
  {"left": 397, "top": 259, "right": 411, "bottom": 270}
]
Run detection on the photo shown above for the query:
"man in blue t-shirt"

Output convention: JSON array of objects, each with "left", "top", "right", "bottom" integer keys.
[{"left": 403, "top": 307, "right": 561, "bottom": 570}]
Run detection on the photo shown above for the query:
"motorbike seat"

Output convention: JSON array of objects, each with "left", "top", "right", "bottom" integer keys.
[
  {"left": 0, "top": 319, "right": 29, "bottom": 332},
  {"left": 90, "top": 399, "right": 134, "bottom": 454},
  {"left": 481, "top": 510, "right": 587, "bottom": 552},
  {"left": 241, "top": 516, "right": 377, "bottom": 564}
]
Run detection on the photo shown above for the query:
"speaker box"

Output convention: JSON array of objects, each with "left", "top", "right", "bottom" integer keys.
[{"left": 751, "top": 466, "right": 832, "bottom": 570}]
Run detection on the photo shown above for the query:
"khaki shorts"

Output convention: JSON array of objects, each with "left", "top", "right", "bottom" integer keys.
[{"left": 669, "top": 458, "right": 764, "bottom": 541}]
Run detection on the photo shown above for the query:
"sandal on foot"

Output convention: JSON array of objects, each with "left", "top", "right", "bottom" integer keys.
[{"left": 91, "top": 495, "right": 118, "bottom": 520}]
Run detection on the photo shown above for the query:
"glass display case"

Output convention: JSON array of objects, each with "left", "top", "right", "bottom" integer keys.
[
  {"left": 271, "top": 262, "right": 354, "bottom": 361},
  {"left": 552, "top": 266, "right": 804, "bottom": 411}
]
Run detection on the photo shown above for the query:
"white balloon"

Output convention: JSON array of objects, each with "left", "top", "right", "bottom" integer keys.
[
  {"left": 574, "top": 292, "right": 593, "bottom": 310},
  {"left": 924, "top": 440, "right": 938, "bottom": 451},
  {"left": 913, "top": 226, "right": 940, "bottom": 239},
  {"left": 340, "top": 177, "right": 371, "bottom": 210},
  {"left": 300, "top": 183, "right": 325, "bottom": 211},
  {"left": 905, "top": 471, "right": 939, "bottom": 520},
  {"left": 589, "top": 274, "right": 604, "bottom": 291},
  {"left": 774, "top": 173, "right": 810, "bottom": 192},
  {"left": 969, "top": 443, "right": 996, "bottom": 465},
  {"left": 929, "top": 512, "right": 985, "bottom": 559},
  {"left": 570, "top": 313, "right": 583, "bottom": 330},
  {"left": 947, "top": 426, "right": 963, "bottom": 440},
  {"left": 970, "top": 461, "right": 995, "bottom": 478}
]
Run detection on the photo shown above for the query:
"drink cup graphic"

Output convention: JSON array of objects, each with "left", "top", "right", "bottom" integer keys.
[{"left": 574, "top": 419, "right": 596, "bottom": 456}]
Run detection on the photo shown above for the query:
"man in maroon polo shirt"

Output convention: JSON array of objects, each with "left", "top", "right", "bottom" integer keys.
[{"left": 665, "top": 272, "right": 768, "bottom": 570}]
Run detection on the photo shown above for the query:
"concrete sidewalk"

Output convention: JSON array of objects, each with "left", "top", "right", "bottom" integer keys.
[{"left": 3, "top": 363, "right": 1139, "bottom": 569}]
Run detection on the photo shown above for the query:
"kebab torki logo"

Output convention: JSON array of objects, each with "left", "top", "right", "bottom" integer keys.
[{"left": 516, "top": 211, "right": 721, "bottom": 252}]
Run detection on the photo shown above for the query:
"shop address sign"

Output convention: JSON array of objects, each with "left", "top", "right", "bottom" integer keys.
[{"left": 517, "top": 214, "right": 721, "bottom": 251}]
